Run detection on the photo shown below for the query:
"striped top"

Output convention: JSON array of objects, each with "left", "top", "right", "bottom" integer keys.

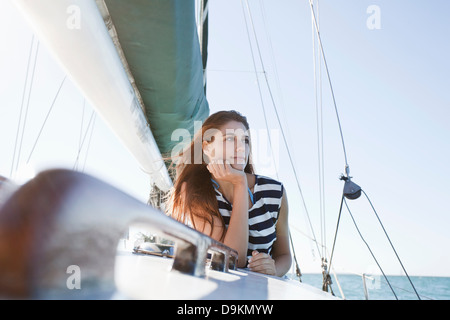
[{"left": 214, "top": 175, "right": 284, "bottom": 260}]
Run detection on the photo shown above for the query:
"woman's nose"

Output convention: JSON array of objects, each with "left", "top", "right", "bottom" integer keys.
[{"left": 236, "top": 139, "right": 245, "bottom": 151}]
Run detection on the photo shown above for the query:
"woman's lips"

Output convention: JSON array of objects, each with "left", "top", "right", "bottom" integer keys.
[{"left": 233, "top": 157, "right": 246, "bottom": 163}]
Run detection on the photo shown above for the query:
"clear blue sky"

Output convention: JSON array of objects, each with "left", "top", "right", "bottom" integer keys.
[{"left": 0, "top": 0, "right": 449, "bottom": 278}]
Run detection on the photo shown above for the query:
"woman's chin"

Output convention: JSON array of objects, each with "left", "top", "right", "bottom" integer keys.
[{"left": 230, "top": 163, "right": 246, "bottom": 171}]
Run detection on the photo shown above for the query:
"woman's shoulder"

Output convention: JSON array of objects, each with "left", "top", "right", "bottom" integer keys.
[
  {"left": 255, "top": 174, "right": 283, "bottom": 187},
  {"left": 254, "top": 174, "right": 284, "bottom": 199}
]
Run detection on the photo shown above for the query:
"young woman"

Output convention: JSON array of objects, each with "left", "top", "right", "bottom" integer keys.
[{"left": 167, "top": 110, "right": 291, "bottom": 277}]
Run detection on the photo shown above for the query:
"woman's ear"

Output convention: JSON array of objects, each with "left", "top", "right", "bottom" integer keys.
[{"left": 202, "top": 140, "right": 213, "bottom": 162}]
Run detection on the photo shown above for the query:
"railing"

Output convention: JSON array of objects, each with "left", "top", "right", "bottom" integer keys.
[{"left": 0, "top": 169, "right": 238, "bottom": 299}]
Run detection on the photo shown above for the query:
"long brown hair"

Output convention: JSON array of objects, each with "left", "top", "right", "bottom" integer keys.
[{"left": 166, "top": 110, "right": 254, "bottom": 240}]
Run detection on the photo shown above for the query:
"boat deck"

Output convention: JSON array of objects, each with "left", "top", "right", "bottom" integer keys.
[{"left": 114, "top": 249, "right": 338, "bottom": 300}]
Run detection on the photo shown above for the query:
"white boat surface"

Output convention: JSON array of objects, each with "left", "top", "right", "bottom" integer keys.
[
  {"left": 1, "top": 169, "right": 337, "bottom": 300},
  {"left": 114, "top": 249, "right": 337, "bottom": 300}
]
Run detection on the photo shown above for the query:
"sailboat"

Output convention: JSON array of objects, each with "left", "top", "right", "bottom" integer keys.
[{"left": 0, "top": 0, "right": 420, "bottom": 300}]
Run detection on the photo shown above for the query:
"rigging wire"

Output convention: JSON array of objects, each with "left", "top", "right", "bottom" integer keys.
[
  {"left": 311, "top": 0, "right": 327, "bottom": 262},
  {"left": 11, "top": 38, "right": 40, "bottom": 179},
  {"left": 26, "top": 76, "right": 67, "bottom": 165},
  {"left": 242, "top": 0, "right": 322, "bottom": 260},
  {"left": 327, "top": 194, "right": 344, "bottom": 286},
  {"left": 310, "top": 0, "right": 338, "bottom": 295},
  {"left": 78, "top": 98, "right": 86, "bottom": 160},
  {"left": 308, "top": 0, "right": 420, "bottom": 299},
  {"left": 242, "top": 0, "right": 328, "bottom": 283},
  {"left": 361, "top": 190, "right": 421, "bottom": 300},
  {"left": 343, "top": 196, "right": 399, "bottom": 300},
  {"left": 81, "top": 115, "right": 97, "bottom": 172},
  {"left": 10, "top": 34, "right": 35, "bottom": 178},
  {"left": 259, "top": 0, "right": 312, "bottom": 281},
  {"left": 242, "top": 0, "right": 303, "bottom": 281},
  {"left": 307, "top": 0, "right": 407, "bottom": 298},
  {"left": 258, "top": 0, "right": 295, "bottom": 161},
  {"left": 328, "top": 190, "right": 422, "bottom": 300},
  {"left": 289, "top": 231, "right": 303, "bottom": 281},
  {"left": 307, "top": 0, "right": 349, "bottom": 172},
  {"left": 240, "top": 0, "right": 278, "bottom": 177},
  {"left": 78, "top": 100, "right": 97, "bottom": 172},
  {"left": 238, "top": 0, "right": 418, "bottom": 299},
  {"left": 240, "top": 0, "right": 420, "bottom": 300},
  {"left": 73, "top": 110, "right": 96, "bottom": 171},
  {"left": 242, "top": 1, "right": 342, "bottom": 295}
]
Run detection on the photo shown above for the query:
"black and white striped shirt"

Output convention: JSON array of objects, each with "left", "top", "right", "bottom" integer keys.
[{"left": 214, "top": 174, "right": 284, "bottom": 260}]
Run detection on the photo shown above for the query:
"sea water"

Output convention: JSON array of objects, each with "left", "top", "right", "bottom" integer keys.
[{"left": 287, "top": 273, "right": 450, "bottom": 300}]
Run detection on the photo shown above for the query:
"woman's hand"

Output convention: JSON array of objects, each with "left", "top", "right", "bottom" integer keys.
[
  {"left": 248, "top": 251, "right": 277, "bottom": 276},
  {"left": 207, "top": 159, "right": 246, "bottom": 186}
]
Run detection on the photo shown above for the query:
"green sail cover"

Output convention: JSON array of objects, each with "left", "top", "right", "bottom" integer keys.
[{"left": 104, "top": 0, "right": 209, "bottom": 156}]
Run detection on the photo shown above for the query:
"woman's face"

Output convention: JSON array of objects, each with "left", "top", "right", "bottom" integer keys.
[{"left": 203, "top": 120, "right": 250, "bottom": 171}]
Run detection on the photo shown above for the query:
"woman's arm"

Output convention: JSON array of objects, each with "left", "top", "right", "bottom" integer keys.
[
  {"left": 248, "top": 187, "right": 292, "bottom": 277},
  {"left": 222, "top": 180, "right": 249, "bottom": 267},
  {"left": 191, "top": 160, "right": 249, "bottom": 268},
  {"left": 272, "top": 187, "right": 292, "bottom": 276}
]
